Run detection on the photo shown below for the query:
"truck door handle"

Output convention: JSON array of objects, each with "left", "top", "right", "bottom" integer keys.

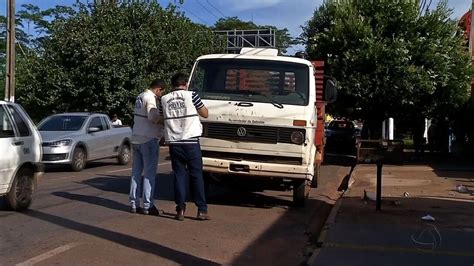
[{"left": 12, "top": 141, "right": 24, "bottom": 146}]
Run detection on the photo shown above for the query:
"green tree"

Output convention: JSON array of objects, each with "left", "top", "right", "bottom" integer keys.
[
  {"left": 214, "top": 17, "right": 297, "bottom": 54},
  {"left": 301, "top": 0, "right": 471, "bottom": 136},
  {"left": 15, "top": 2, "right": 224, "bottom": 123}
]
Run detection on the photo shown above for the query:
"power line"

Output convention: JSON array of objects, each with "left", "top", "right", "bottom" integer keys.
[
  {"left": 180, "top": 5, "right": 209, "bottom": 25},
  {"left": 196, "top": 0, "right": 219, "bottom": 19},
  {"left": 206, "top": 0, "right": 226, "bottom": 18}
]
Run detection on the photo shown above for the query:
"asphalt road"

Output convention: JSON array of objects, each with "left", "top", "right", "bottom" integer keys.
[{"left": 0, "top": 148, "right": 352, "bottom": 266}]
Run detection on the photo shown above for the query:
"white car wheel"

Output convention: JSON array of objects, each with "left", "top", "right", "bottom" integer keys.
[{"left": 7, "top": 168, "right": 36, "bottom": 211}]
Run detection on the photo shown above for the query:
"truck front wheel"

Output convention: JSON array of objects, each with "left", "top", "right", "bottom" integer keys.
[{"left": 293, "top": 180, "right": 310, "bottom": 207}]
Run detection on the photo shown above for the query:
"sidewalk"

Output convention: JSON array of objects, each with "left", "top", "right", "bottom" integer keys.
[{"left": 310, "top": 162, "right": 474, "bottom": 266}]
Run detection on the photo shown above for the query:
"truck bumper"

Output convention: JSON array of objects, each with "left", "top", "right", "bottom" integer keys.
[{"left": 203, "top": 157, "right": 313, "bottom": 180}]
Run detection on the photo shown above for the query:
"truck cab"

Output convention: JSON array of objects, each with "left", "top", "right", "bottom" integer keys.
[{"left": 189, "top": 48, "right": 336, "bottom": 206}]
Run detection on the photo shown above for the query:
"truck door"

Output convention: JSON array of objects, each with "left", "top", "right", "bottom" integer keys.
[
  {"left": 101, "top": 116, "right": 115, "bottom": 156},
  {"left": 86, "top": 116, "right": 109, "bottom": 159}
]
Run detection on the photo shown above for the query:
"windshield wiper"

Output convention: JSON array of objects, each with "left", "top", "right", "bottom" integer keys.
[{"left": 237, "top": 90, "right": 283, "bottom": 109}]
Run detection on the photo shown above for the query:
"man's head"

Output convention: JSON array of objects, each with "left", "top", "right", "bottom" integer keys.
[
  {"left": 112, "top": 114, "right": 118, "bottom": 120},
  {"left": 171, "top": 73, "right": 188, "bottom": 89},
  {"left": 149, "top": 78, "right": 165, "bottom": 96}
]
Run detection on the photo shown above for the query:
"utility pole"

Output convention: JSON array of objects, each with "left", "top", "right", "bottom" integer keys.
[
  {"left": 4, "top": 0, "right": 16, "bottom": 102},
  {"left": 470, "top": 1, "right": 474, "bottom": 107}
]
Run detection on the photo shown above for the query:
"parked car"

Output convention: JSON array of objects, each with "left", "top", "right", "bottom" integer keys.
[
  {"left": 38, "top": 113, "right": 132, "bottom": 171},
  {"left": 0, "top": 101, "right": 44, "bottom": 211},
  {"left": 325, "top": 120, "right": 358, "bottom": 152}
]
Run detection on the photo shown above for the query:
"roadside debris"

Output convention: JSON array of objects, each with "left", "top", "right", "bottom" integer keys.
[
  {"left": 456, "top": 185, "right": 468, "bottom": 193},
  {"left": 421, "top": 215, "right": 435, "bottom": 222},
  {"left": 403, "top": 192, "right": 410, "bottom": 197}
]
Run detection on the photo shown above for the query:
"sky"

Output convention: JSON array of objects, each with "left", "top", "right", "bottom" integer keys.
[{"left": 0, "top": 0, "right": 471, "bottom": 54}]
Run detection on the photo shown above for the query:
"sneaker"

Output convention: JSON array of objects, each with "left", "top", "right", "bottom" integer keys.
[
  {"left": 196, "top": 211, "right": 211, "bottom": 221},
  {"left": 175, "top": 210, "right": 185, "bottom": 221},
  {"left": 143, "top": 206, "right": 164, "bottom": 216}
]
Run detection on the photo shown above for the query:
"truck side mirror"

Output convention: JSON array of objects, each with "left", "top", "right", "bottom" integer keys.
[{"left": 325, "top": 77, "right": 338, "bottom": 103}]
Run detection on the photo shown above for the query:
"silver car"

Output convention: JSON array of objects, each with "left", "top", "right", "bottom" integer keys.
[{"left": 38, "top": 113, "right": 132, "bottom": 171}]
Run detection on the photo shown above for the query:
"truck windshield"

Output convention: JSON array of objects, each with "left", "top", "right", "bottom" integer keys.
[
  {"left": 38, "top": 115, "right": 87, "bottom": 131},
  {"left": 189, "top": 59, "right": 310, "bottom": 106}
]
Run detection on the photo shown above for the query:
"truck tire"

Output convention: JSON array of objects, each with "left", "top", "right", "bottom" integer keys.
[
  {"left": 311, "top": 164, "right": 320, "bottom": 188},
  {"left": 71, "top": 147, "right": 86, "bottom": 172},
  {"left": 118, "top": 143, "right": 131, "bottom": 165},
  {"left": 6, "top": 167, "right": 36, "bottom": 211},
  {"left": 293, "top": 180, "right": 309, "bottom": 207}
]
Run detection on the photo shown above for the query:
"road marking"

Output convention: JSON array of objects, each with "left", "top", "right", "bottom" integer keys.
[
  {"left": 16, "top": 242, "right": 81, "bottom": 266},
  {"left": 106, "top": 162, "right": 171, "bottom": 173}
]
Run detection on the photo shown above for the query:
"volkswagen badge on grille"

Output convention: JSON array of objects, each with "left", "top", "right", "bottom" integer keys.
[{"left": 236, "top": 127, "right": 247, "bottom": 137}]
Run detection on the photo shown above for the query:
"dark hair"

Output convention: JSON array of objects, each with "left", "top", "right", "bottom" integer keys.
[
  {"left": 149, "top": 78, "right": 165, "bottom": 90},
  {"left": 171, "top": 73, "right": 188, "bottom": 88}
]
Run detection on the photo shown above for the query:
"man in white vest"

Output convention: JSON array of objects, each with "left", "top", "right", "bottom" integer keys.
[
  {"left": 160, "top": 73, "right": 210, "bottom": 221},
  {"left": 129, "top": 79, "right": 165, "bottom": 215}
]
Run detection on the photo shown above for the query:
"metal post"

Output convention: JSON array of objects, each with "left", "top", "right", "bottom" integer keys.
[
  {"left": 376, "top": 161, "right": 383, "bottom": 211},
  {"left": 5, "top": 0, "right": 16, "bottom": 102}
]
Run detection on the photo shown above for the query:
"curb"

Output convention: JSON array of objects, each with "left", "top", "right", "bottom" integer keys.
[{"left": 306, "top": 165, "right": 358, "bottom": 265}]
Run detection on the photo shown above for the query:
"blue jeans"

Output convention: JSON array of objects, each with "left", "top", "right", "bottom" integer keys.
[
  {"left": 129, "top": 138, "right": 159, "bottom": 210},
  {"left": 169, "top": 143, "right": 207, "bottom": 213}
]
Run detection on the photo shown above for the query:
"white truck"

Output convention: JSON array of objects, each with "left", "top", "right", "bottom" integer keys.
[{"left": 189, "top": 48, "right": 336, "bottom": 206}]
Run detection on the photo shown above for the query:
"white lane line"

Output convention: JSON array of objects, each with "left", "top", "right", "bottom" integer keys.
[
  {"left": 106, "top": 162, "right": 171, "bottom": 173},
  {"left": 16, "top": 242, "right": 81, "bottom": 266}
]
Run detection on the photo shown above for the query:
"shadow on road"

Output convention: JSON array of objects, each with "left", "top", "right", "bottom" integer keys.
[
  {"left": 229, "top": 196, "right": 333, "bottom": 265},
  {"left": 45, "top": 161, "right": 126, "bottom": 173},
  {"left": 79, "top": 173, "right": 294, "bottom": 209},
  {"left": 52, "top": 191, "right": 129, "bottom": 212},
  {"left": 21, "top": 209, "right": 219, "bottom": 265}
]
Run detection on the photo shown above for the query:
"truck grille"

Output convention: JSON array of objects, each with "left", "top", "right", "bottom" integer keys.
[{"left": 202, "top": 122, "right": 305, "bottom": 144}]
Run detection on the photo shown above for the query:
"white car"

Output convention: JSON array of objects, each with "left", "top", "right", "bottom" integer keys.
[{"left": 0, "top": 101, "right": 43, "bottom": 211}]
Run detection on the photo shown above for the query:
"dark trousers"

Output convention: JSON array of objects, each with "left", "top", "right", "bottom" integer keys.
[{"left": 169, "top": 143, "right": 207, "bottom": 213}]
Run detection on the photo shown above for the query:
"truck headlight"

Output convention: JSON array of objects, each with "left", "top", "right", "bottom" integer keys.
[
  {"left": 50, "top": 139, "right": 72, "bottom": 147},
  {"left": 290, "top": 131, "right": 305, "bottom": 145}
]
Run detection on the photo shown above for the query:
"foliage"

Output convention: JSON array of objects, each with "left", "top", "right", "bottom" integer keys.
[
  {"left": 301, "top": 0, "right": 471, "bottom": 125},
  {"left": 14, "top": 2, "right": 224, "bottom": 123},
  {"left": 214, "top": 17, "right": 298, "bottom": 54}
]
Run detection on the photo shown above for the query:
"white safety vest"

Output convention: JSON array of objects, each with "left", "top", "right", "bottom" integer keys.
[
  {"left": 161, "top": 90, "right": 202, "bottom": 142},
  {"left": 132, "top": 89, "right": 163, "bottom": 144}
]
